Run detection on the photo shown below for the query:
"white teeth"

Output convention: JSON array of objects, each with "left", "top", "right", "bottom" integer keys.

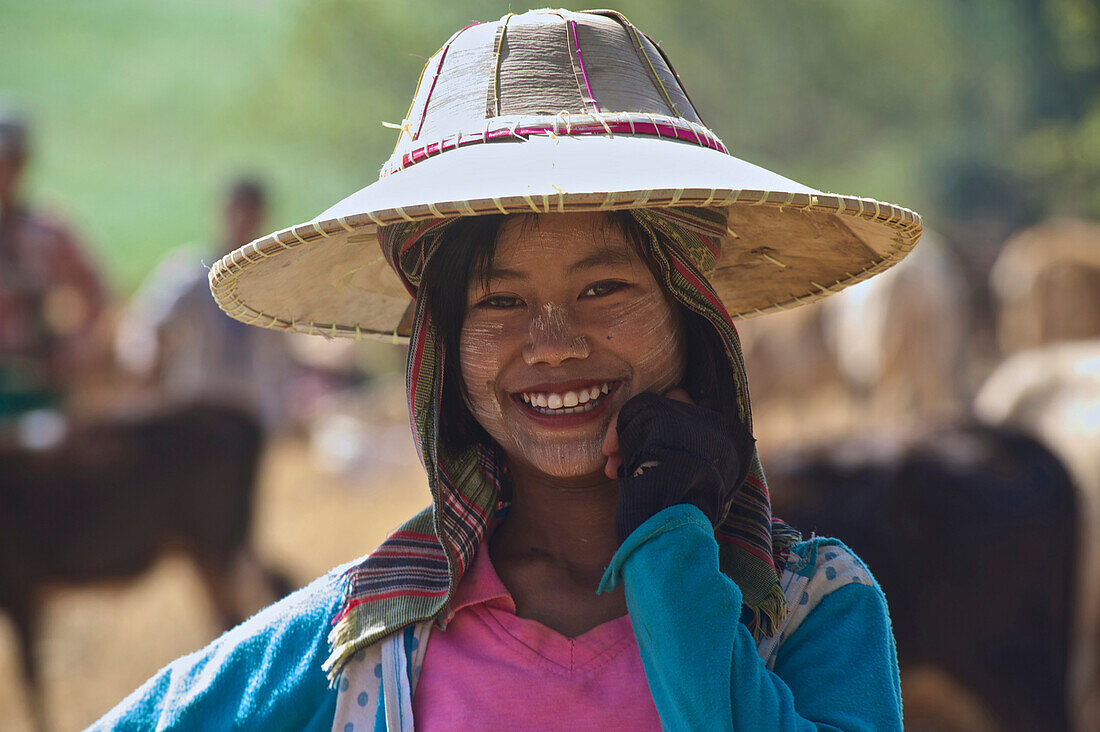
[{"left": 520, "top": 383, "right": 613, "bottom": 414}]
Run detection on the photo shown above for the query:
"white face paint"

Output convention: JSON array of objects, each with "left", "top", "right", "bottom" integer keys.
[{"left": 459, "top": 212, "right": 686, "bottom": 481}]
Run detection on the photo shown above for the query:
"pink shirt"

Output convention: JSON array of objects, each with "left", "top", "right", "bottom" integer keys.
[{"left": 412, "top": 533, "right": 661, "bottom": 730}]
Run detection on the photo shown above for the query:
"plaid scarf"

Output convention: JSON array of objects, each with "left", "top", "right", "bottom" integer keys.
[{"left": 324, "top": 208, "right": 802, "bottom": 682}]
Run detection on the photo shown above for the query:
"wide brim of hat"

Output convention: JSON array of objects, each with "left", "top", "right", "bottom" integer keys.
[{"left": 209, "top": 134, "right": 921, "bottom": 342}]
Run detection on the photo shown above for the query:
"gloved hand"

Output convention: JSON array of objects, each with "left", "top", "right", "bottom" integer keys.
[{"left": 603, "top": 390, "right": 755, "bottom": 545}]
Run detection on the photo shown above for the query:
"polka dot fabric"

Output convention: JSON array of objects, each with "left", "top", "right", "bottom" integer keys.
[
  {"left": 330, "top": 636, "right": 382, "bottom": 732},
  {"left": 755, "top": 538, "right": 876, "bottom": 670},
  {"left": 331, "top": 623, "right": 431, "bottom": 731}
]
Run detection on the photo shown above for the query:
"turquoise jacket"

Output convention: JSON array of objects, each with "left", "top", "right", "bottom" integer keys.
[
  {"left": 91, "top": 505, "right": 902, "bottom": 730},
  {"left": 600, "top": 504, "right": 903, "bottom": 731}
]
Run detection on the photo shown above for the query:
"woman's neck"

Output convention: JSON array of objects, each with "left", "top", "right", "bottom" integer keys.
[
  {"left": 495, "top": 464, "right": 620, "bottom": 570},
  {"left": 487, "top": 463, "right": 628, "bottom": 637}
]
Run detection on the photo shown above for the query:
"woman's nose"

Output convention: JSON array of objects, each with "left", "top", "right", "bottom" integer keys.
[{"left": 522, "top": 303, "right": 590, "bottom": 366}]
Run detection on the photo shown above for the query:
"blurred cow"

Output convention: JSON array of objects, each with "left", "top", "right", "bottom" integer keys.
[
  {"left": 740, "top": 232, "right": 970, "bottom": 447},
  {"left": 0, "top": 403, "right": 292, "bottom": 732},
  {"left": 975, "top": 340, "right": 1100, "bottom": 731},
  {"left": 768, "top": 423, "right": 1078, "bottom": 732},
  {"left": 991, "top": 218, "right": 1100, "bottom": 355},
  {"left": 737, "top": 303, "right": 848, "bottom": 445},
  {"left": 820, "top": 230, "right": 970, "bottom": 421}
]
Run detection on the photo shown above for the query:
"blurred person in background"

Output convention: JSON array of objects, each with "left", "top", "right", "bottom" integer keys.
[
  {"left": 115, "top": 177, "right": 298, "bottom": 433},
  {"left": 0, "top": 111, "right": 107, "bottom": 424}
]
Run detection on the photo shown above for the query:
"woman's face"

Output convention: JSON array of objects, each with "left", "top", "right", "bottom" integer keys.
[{"left": 459, "top": 212, "right": 686, "bottom": 481}]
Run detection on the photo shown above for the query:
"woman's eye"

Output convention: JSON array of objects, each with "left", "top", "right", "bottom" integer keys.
[
  {"left": 477, "top": 294, "right": 524, "bottom": 309},
  {"left": 582, "top": 281, "right": 627, "bottom": 297}
]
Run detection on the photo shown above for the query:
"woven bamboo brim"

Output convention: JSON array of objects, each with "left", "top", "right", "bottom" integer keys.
[{"left": 209, "top": 9, "right": 922, "bottom": 343}]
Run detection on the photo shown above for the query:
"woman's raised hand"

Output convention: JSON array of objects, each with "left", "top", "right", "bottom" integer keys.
[
  {"left": 601, "top": 387, "right": 693, "bottom": 480},
  {"left": 602, "top": 389, "right": 755, "bottom": 545}
]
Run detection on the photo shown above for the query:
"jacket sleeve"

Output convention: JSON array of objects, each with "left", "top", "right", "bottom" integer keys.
[
  {"left": 598, "top": 504, "right": 903, "bottom": 731},
  {"left": 88, "top": 565, "right": 347, "bottom": 731}
]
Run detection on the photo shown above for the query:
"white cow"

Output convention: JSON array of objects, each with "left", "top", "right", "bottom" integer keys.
[{"left": 975, "top": 339, "right": 1100, "bottom": 731}]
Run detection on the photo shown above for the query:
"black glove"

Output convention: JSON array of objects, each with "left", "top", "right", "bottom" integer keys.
[{"left": 613, "top": 392, "right": 755, "bottom": 545}]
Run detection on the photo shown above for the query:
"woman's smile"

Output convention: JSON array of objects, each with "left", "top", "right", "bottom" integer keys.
[
  {"left": 459, "top": 212, "right": 686, "bottom": 480},
  {"left": 509, "top": 380, "right": 620, "bottom": 429}
]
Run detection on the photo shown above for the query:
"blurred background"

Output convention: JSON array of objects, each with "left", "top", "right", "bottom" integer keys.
[{"left": 1, "top": 1, "right": 1098, "bottom": 730}]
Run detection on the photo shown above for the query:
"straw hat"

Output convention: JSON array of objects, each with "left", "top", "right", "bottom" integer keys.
[{"left": 209, "top": 8, "right": 922, "bottom": 342}]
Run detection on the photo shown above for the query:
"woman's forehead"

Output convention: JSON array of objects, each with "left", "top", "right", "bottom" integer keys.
[{"left": 490, "top": 212, "right": 640, "bottom": 271}]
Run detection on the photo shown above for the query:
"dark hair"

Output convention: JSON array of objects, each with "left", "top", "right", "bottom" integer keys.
[
  {"left": 420, "top": 214, "right": 505, "bottom": 448},
  {"left": 225, "top": 177, "right": 266, "bottom": 210},
  {"left": 0, "top": 117, "right": 28, "bottom": 159},
  {"left": 418, "top": 212, "right": 740, "bottom": 451}
]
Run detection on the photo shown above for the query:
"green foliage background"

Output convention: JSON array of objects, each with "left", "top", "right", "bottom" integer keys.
[{"left": 2, "top": 0, "right": 1098, "bottom": 293}]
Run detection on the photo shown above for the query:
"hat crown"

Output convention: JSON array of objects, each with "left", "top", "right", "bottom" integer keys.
[{"left": 384, "top": 9, "right": 713, "bottom": 177}]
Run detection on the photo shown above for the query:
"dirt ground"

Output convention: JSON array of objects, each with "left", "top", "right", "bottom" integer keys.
[{"left": 0, "top": 438, "right": 431, "bottom": 732}]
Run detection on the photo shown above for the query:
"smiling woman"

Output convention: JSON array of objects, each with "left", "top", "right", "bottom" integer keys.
[
  {"left": 93, "top": 9, "right": 917, "bottom": 731},
  {"left": 454, "top": 213, "right": 685, "bottom": 481}
]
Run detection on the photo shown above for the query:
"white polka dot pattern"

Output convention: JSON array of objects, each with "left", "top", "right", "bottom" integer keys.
[{"left": 756, "top": 541, "right": 875, "bottom": 671}]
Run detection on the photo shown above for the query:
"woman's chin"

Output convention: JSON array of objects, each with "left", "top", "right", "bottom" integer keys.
[{"left": 509, "top": 443, "right": 612, "bottom": 484}]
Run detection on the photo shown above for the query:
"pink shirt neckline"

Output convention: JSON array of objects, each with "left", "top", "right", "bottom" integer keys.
[
  {"left": 443, "top": 529, "right": 636, "bottom": 674},
  {"left": 413, "top": 523, "right": 662, "bottom": 730}
]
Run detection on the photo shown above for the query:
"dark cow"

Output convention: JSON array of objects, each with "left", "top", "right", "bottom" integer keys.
[
  {"left": 0, "top": 402, "right": 293, "bottom": 732},
  {"left": 767, "top": 423, "right": 1077, "bottom": 732}
]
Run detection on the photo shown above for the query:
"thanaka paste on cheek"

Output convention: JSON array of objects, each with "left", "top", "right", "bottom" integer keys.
[
  {"left": 458, "top": 318, "right": 507, "bottom": 427},
  {"left": 601, "top": 289, "right": 686, "bottom": 394}
]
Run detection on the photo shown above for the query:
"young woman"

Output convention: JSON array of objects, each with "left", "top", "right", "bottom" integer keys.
[{"left": 95, "top": 9, "right": 919, "bottom": 730}]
